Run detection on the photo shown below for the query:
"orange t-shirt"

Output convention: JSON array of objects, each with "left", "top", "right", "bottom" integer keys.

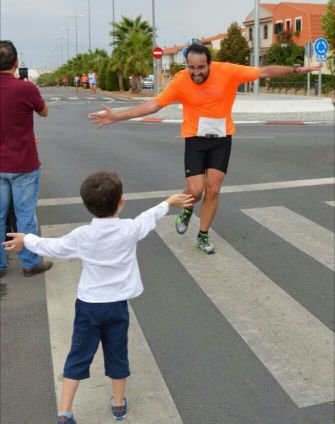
[{"left": 155, "top": 62, "right": 260, "bottom": 137}]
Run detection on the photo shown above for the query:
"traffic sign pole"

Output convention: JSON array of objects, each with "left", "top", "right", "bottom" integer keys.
[
  {"left": 318, "top": 68, "right": 322, "bottom": 98},
  {"left": 305, "top": 42, "right": 313, "bottom": 96},
  {"left": 151, "top": 47, "right": 164, "bottom": 95},
  {"left": 313, "top": 38, "right": 329, "bottom": 97}
]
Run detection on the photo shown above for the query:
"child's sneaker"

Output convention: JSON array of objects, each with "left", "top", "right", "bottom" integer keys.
[
  {"left": 56, "top": 415, "right": 76, "bottom": 424},
  {"left": 111, "top": 398, "right": 128, "bottom": 421},
  {"left": 175, "top": 208, "right": 193, "bottom": 234},
  {"left": 196, "top": 234, "right": 216, "bottom": 254}
]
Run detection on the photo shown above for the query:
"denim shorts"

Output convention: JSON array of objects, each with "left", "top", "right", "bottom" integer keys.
[{"left": 63, "top": 299, "right": 130, "bottom": 380}]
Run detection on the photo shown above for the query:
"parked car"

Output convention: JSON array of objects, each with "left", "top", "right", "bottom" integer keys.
[{"left": 142, "top": 77, "right": 154, "bottom": 89}]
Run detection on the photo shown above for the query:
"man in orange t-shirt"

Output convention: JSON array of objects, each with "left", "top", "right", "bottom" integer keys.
[{"left": 90, "top": 44, "right": 322, "bottom": 254}]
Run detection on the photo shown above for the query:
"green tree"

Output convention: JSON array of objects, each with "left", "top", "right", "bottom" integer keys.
[
  {"left": 217, "top": 22, "right": 251, "bottom": 64},
  {"left": 322, "top": 0, "right": 335, "bottom": 51},
  {"left": 321, "top": 0, "right": 335, "bottom": 74},
  {"left": 109, "top": 16, "right": 153, "bottom": 92},
  {"left": 265, "top": 42, "right": 304, "bottom": 66}
]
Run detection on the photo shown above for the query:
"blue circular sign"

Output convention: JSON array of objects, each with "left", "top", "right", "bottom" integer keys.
[{"left": 314, "top": 38, "right": 329, "bottom": 55}]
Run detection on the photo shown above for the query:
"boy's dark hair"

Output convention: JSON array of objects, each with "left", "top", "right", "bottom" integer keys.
[
  {"left": 185, "top": 44, "right": 211, "bottom": 64},
  {"left": 0, "top": 40, "right": 17, "bottom": 71},
  {"left": 80, "top": 171, "right": 123, "bottom": 218}
]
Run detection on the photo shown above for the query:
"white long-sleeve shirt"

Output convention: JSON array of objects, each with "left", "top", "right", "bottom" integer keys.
[{"left": 24, "top": 201, "right": 169, "bottom": 303}]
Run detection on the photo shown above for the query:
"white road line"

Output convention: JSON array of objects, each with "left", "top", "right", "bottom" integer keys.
[
  {"left": 325, "top": 200, "right": 335, "bottom": 207},
  {"left": 242, "top": 206, "right": 334, "bottom": 271},
  {"left": 37, "top": 177, "right": 335, "bottom": 207},
  {"left": 42, "top": 223, "right": 182, "bottom": 424},
  {"left": 156, "top": 215, "right": 335, "bottom": 408}
]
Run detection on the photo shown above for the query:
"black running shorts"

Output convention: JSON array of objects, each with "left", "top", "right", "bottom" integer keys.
[{"left": 184, "top": 135, "right": 232, "bottom": 177}]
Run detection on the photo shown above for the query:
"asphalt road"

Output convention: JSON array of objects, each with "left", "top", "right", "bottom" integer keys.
[{"left": 1, "top": 90, "right": 334, "bottom": 424}]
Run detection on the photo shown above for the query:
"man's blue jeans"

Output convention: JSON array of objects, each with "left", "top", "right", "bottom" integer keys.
[{"left": 0, "top": 169, "right": 41, "bottom": 270}]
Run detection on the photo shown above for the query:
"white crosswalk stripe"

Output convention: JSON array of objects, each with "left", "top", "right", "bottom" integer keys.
[
  {"left": 325, "top": 200, "right": 335, "bottom": 207},
  {"left": 156, "top": 215, "right": 334, "bottom": 408},
  {"left": 241, "top": 206, "right": 334, "bottom": 271},
  {"left": 41, "top": 223, "right": 182, "bottom": 424},
  {"left": 40, "top": 203, "right": 334, "bottom": 419}
]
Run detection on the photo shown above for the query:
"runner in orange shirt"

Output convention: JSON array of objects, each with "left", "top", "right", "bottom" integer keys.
[{"left": 89, "top": 44, "right": 322, "bottom": 254}]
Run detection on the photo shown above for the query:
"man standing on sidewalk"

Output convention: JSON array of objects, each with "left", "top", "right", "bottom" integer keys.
[
  {"left": 0, "top": 40, "right": 53, "bottom": 278},
  {"left": 89, "top": 44, "right": 322, "bottom": 254}
]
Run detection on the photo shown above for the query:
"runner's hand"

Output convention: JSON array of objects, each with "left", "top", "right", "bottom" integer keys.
[{"left": 89, "top": 105, "right": 116, "bottom": 128}]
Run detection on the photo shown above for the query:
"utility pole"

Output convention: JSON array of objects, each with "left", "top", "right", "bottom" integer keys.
[{"left": 254, "top": 0, "right": 260, "bottom": 96}]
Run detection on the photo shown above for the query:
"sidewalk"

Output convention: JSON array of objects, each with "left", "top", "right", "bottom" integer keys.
[{"left": 106, "top": 90, "right": 334, "bottom": 125}]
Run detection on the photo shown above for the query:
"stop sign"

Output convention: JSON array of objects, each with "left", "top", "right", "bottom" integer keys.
[{"left": 152, "top": 46, "right": 163, "bottom": 59}]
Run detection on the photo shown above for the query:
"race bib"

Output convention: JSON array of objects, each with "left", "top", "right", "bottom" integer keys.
[{"left": 196, "top": 117, "right": 226, "bottom": 138}]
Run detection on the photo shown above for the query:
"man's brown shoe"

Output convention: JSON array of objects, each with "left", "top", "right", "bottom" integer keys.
[
  {"left": 23, "top": 261, "right": 53, "bottom": 277},
  {"left": 0, "top": 268, "right": 8, "bottom": 279}
]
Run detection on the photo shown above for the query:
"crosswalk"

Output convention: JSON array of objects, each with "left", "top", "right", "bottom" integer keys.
[
  {"left": 40, "top": 199, "right": 334, "bottom": 423},
  {"left": 44, "top": 95, "right": 135, "bottom": 105}
]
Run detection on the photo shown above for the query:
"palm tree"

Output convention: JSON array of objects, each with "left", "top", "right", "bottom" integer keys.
[{"left": 109, "top": 16, "right": 153, "bottom": 92}]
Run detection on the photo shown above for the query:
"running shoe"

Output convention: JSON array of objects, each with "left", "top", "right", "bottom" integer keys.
[
  {"left": 196, "top": 234, "right": 216, "bottom": 254},
  {"left": 175, "top": 208, "right": 193, "bottom": 234}
]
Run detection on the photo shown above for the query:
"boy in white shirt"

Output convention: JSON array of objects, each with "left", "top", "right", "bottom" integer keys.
[{"left": 3, "top": 170, "right": 194, "bottom": 424}]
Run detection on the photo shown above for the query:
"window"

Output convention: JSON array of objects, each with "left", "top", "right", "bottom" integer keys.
[
  {"left": 285, "top": 19, "right": 291, "bottom": 30},
  {"left": 274, "top": 21, "right": 283, "bottom": 35},
  {"left": 249, "top": 27, "right": 253, "bottom": 41},
  {"left": 263, "top": 25, "right": 268, "bottom": 39},
  {"left": 295, "top": 17, "right": 302, "bottom": 32}
]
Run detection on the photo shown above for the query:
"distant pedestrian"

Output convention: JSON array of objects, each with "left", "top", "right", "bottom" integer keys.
[
  {"left": 3, "top": 170, "right": 194, "bottom": 423},
  {"left": 81, "top": 73, "right": 88, "bottom": 89},
  {"left": 88, "top": 70, "right": 97, "bottom": 93},
  {"left": 0, "top": 40, "right": 53, "bottom": 278},
  {"left": 74, "top": 74, "right": 80, "bottom": 92}
]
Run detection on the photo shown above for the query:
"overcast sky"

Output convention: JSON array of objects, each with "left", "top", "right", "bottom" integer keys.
[{"left": 0, "top": 0, "right": 327, "bottom": 69}]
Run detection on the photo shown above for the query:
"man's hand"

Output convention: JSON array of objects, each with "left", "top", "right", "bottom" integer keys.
[
  {"left": 295, "top": 63, "right": 323, "bottom": 74},
  {"left": 167, "top": 194, "right": 195, "bottom": 209},
  {"left": 2, "top": 233, "right": 26, "bottom": 252},
  {"left": 89, "top": 105, "right": 116, "bottom": 128}
]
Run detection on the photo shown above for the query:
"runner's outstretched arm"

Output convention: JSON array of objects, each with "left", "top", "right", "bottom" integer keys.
[
  {"left": 259, "top": 63, "right": 323, "bottom": 78},
  {"left": 89, "top": 99, "right": 162, "bottom": 128}
]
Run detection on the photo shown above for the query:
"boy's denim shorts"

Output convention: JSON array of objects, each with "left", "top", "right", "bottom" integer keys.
[{"left": 63, "top": 299, "right": 130, "bottom": 380}]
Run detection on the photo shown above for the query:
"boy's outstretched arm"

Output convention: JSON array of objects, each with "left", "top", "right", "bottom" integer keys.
[{"left": 3, "top": 233, "right": 26, "bottom": 252}]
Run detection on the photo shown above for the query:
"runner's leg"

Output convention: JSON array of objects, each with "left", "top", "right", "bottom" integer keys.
[{"left": 199, "top": 168, "right": 225, "bottom": 232}]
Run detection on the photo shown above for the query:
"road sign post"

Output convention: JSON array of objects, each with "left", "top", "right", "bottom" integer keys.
[
  {"left": 305, "top": 42, "right": 313, "bottom": 96},
  {"left": 314, "top": 38, "right": 328, "bottom": 97},
  {"left": 151, "top": 46, "right": 163, "bottom": 95}
]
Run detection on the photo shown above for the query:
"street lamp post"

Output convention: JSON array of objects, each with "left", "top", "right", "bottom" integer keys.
[
  {"left": 70, "top": 14, "right": 83, "bottom": 57},
  {"left": 88, "top": 0, "right": 91, "bottom": 51},
  {"left": 112, "top": 0, "right": 115, "bottom": 45},
  {"left": 152, "top": 0, "right": 159, "bottom": 95},
  {"left": 253, "top": 0, "right": 260, "bottom": 96},
  {"left": 63, "top": 26, "right": 73, "bottom": 61},
  {"left": 57, "top": 36, "right": 66, "bottom": 65}
]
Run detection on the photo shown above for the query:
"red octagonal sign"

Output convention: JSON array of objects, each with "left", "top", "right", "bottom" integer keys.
[{"left": 152, "top": 46, "right": 163, "bottom": 59}]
